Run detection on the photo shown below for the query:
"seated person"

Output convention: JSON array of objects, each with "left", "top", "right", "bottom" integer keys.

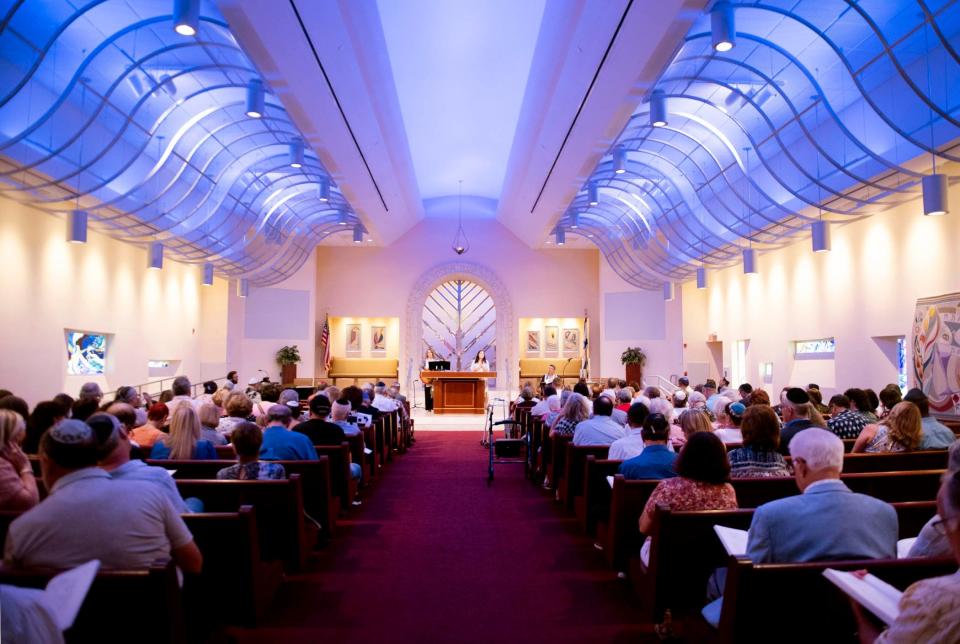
[
  {"left": 728, "top": 405, "right": 792, "bottom": 478},
  {"left": 852, "top": 470, "right": 960, "bottom": 643},
  {"left": 618, "top": 412, "right": 677, "bottom": 481},
  {"left": 371, "top": 382, "right": 398, "bottom": 413},
  {"left": 778, "top": 387, "right": 816, "bottom": 453},
  {"left": 615, "top": 389, "right": 634, "bottom": 413},
  {"left": 217, "top": 392, "right": 254, "bottom": 437},
  {"left": 129, "top": 402, "right": 168, "bottom": 448},
  {"left": 904, "top": 388, "right": 957, "bottom": 449},
  {"left": 217, "top": 422, "right": 286, "bottom": 480},
  {"left": 550, "top": 393, "right": 590, "bottom": 437},
  {"left": 572, "top": 397, "right": 625, "bottom": 446},
  {"left": 530, "top": 386, "right": 558, "bottom": 418},
  {"left": 197, "top": 403, "right": 228, "bottom": 446},
  {"left": 672, "top": 408, "right": 714, "bottom": 449},
  {"left": 638, "top": 432, "right": 737, "bottom": 535},
  {"left": 827, "top": 394, "right": 869, "bottom": 439},
  {"left": 515, "top": 386, "right": 539, "bottom": 408},
  {"left": 712, "top": 400, "right": 744, "bottom": 443},
  {"left": 331, "top": 399, "right": 361, "bottom": 437},
  {"left": 609, "top": 402, "right": 650, "bottom": 461},
  {"left": 294, "top": 396, "right": 345, "bottom": 445},
  {"left": 0, "top": 409, "right": 39, "bottom": 511},
  {"left": 88, "top": 411, "right": 191, "bottom": 513},
  {"left": 4, "top": 420, "right": 202, "bottom": 573},
  {"left": 845, "top": 387, "right": 879, "bottom": 424},
  {"left": 748, "top": 428, "right": 897, "bottom": 563},
  {"left": 852, "top": 401, "right": 922, "bottom": 453},
  {"left": 150, "top": 406, "right": 216, "bottom": 460},
  {"left": 357, "top": 388, "right": 382, "bottom": 422},
  {"left": 907, "top": 441, "right": 960, "bottom": 558},
  {"left": 260, "top": 405, "right": 318, "bottom": 461}
]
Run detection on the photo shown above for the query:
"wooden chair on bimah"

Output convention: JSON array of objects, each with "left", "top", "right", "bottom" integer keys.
[
  {"left": 151, "top": 457, "right": 338, "bottom": 539},
  {"left": 634, "top": 501, "right": 939, "bottom": 626},
  {"left": 0, "top": 561, "right": 185, "bottom": 644},
  {"left": 691, "top": 556, "right": 957, "bottom": 643},
  {"left": 175, "top": 474, "right": 315, "bottom": 571},
  {"left": 182, "top": 505, "right": 283, "bottom": 629}
]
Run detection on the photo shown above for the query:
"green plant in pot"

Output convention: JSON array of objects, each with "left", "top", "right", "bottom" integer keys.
[
  {"left": 276, "top": 345, "right": 301, "bottom": 384},
  {"left": 620, "top": 347, "right": 647, "bottom": 386}
]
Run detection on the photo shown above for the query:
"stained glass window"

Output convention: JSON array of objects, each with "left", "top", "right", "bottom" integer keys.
[{"left": 794, "top": 338, "right": 836, "bottom": 355}]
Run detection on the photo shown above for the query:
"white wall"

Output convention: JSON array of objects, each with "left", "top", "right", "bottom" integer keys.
[
  {"left": 682, "top": 182, "right": 960, "bottom": 399},
  {"left": 0, "top": 196, "right": 230, "bottom": 406},
  {"left": 598, "top": 260, "right": 685, "bottom": 385}
]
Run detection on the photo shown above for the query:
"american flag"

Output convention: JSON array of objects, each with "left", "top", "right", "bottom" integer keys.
[
  {"left": 320, "top": 315, "right": 331, "bottom": 371},
  {"left": 582, "top": 310, "right": 589, "bottom": 379}
]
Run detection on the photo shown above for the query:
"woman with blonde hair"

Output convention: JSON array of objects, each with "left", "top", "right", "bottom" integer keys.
[
  {"left": 852, "top": 401, "right": 923, "bottom": 453},
  {"left": 0, "top": 409, "right": 39, "bottom": 511},
  {"left": 151, "top": 405, "right": 216, "bottom": 460},
  {"left": 673, "top": 408, "right": 714, "bottom": 448},
  {"left": 197, "top": 403, "right": 228, "bottom": 446},
  {"left": 550, "top": 393, "right": 590, "bottom": 437}
]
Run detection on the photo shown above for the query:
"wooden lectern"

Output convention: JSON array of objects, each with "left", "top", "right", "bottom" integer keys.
[{"left": 420, "top": 371, "right": 495, "bottom": 415}]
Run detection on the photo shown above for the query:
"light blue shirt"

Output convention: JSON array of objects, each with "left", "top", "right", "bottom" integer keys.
[
  {"left": 109, "top": 460, "right": 188, "bottom": 513},
  {"left": 919, "top": 416, "right": 956, "bottom": 450},
  {"left": 260, "top": 426, "right": 319, "bottom": 461},
  {"left": 572, "top": 415, "right": 625, "bottom": 446}
]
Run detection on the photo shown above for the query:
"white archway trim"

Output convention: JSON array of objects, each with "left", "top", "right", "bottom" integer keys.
[{"left": 404, "top": 261, "right": 515, "bottom": 394}]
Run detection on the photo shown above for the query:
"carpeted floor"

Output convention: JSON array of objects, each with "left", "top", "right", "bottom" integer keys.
[{"left": 230, "top": 431, "right": 654, "bottom": 643}]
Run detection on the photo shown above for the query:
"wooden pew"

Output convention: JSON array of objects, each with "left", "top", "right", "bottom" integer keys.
[
  {"left": 559, "top": 444, "right": 610, "bottom": 510},
  {"left": 0, "top": 561, "right": 185, "bottom": 643},
  {"left": 635, "top": 501, "right": 938, "bottom": 625},
  {"left": 838, "top": 450, "right": 948, "bottom": 473},
  {"left": 182, "top": 505, "right": 283, "bottom": 628},
  {"left": 0, "top": 509, "right": 20, "bottom": 552},
  {"left": 150, "top": 458, "right": 338, "bottom": 539},
  {"left": 314, "top": 443, "right": 359, "bottom": 512},
  {"left": 362, "top": 423, "right": 379, "bottom": 480},
  {"left": 215, "top": 444, "right": 235, "bottom": 459},
  {"left": 703, "top": 556, "right": 956, "bottom": 643},
  {"left": 526, "top": 414, "right": 546, "bottom": 481},
  {"left": 545, "top": 434, "right": 573, "bottom": 491},
  {"left": 603, "top": 470, "right": 944, "bottom": 571},
  {"left": 581, "top": 456, "right": 627, "bottom": 534},
  {"left": 175, "top": 474, "right": 315, "bottom": 571},
  {"left": 346, "top": 433, "right": 368, "bottom": 483}
]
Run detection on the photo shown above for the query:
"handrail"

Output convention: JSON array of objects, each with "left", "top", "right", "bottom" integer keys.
[
  {"left": 111, "top": 376, "right": 228, "bottom": 401},
  {"left": 649, "top": 375, "right": 678, "bottom": 394}
]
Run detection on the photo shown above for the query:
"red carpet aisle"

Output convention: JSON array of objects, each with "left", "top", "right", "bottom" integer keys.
[{"left": 231, "top": 431, "right": 654, "bottom": 644}]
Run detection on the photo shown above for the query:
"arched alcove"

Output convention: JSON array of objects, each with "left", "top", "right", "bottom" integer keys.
[{"left": 404, "top": 262, "right": 514, "bottom": 393}]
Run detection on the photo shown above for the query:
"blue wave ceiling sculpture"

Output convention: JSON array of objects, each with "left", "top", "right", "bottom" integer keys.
[
  {"left": 561, "top": 0, "right": 959, "bottom": 289},
  {"left": 0, "top": 0, "right": 363, "bottom": 285}
]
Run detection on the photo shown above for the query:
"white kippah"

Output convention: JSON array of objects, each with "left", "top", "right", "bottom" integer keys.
[{"left": 673, "top": 390, "right": 687, "bottom": 401}]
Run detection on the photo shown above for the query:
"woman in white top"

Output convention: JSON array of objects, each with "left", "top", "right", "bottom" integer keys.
[
  {"left": 470, "top": 350, "right": 490, "bottom": 372},
  {"left": 424, "top": 347, "right": 439, "bottom": 370}
]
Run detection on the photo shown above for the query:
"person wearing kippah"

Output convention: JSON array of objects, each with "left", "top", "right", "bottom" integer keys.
[{"left": 779, "top": 387, "right": 816, "bottom": 452}]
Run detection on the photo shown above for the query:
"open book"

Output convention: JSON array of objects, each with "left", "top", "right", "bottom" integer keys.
[
  {"left": 606, "top": 475, "right": 614, "bottom": 489},
  {"left": 713, "top": 525, "right": 748, "bottom": 557},
  {"left": 822, "top": 568, "right": 902, "bottom": 625},
  {"left": 41, "top": 559, "right": 101, "bottom": 630},
  {"left": 896, "top": 537, "right": 917, "bottom": 559}
]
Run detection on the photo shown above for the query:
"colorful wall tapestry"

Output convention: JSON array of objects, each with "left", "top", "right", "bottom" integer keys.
[{"left": 912, "top": 293, "right": 960, "bottom": 418}]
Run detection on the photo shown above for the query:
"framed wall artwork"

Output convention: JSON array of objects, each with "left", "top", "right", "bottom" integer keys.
[
  {"left": 562, "top": 328, "right": 579, "bottom": 356},
  {"left": 371, "top": 325, "right": 386, "bottom": 355},
  {"left": 526, "top": 330, "right": 541, "bottom": 356},
  {"left": 346, "top": 323, "right": 362, "bottom": 356},
  {"left": 545, "top": 325, "right": 559, "bottom": 356}
]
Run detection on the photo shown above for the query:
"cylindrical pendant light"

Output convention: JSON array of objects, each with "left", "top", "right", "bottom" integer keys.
[
  {"left": 696, "top": 267, "right": 708, "bottom": 289},
  {"left": 555, "top": 228, "right": 565, "bottom": 246},
  {"left": 288, "top": 137, "right": 304, "bottom": 168},
  {"left": 663, "top": 282, "right": 675, "bottom": 301},
  {"left": 922, "top": 173, "right": 949, "bottom": 216},
  {"left": 245, "top": 79, "right": 264, "bottom": 118},
  {"left": 148, "top": 241, "right": 164, "bottom": 270},
  {"left": 172, "top": 0, "right": 200, "bottom": 36},
  {"left": 587, "top": 181, "right": 599, "bottom": 206},
  {"left": 811, "top": 220, "right": 831, "bottom": 253},
  {"left": 353, "top": 224, "right": 363, "bottom": 243},
  {"left": 337, "top": 210, "right": 348, "bottom": 225},
  {"left": 711, "top": 1, "right": 735, "bottom": 52},
  {"left": 237, "top": 279, "right": 249, "bottom": 298},
  {"left": 68, "top": 209, "right": 88, "bottom": 243},
  {"left": 650, "top": 89, "right": 667, "bottom": 127},
  {"left": 202, "top": 262, "right": 214, "bottom": 286},
  {"left": 569, "top": 212, "right": 579, "bottom": 229},
  {"left": 742, "top": 247, "right": 757, "bottom": 274},
  {"left": 318, "top": 177, "right": 330, "bottom": 202},
  {"left": 613, "top": 147, "right": 627, "bottom": 174}
]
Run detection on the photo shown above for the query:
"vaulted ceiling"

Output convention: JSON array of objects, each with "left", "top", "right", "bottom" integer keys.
[{"left": 1, "top": 1, "right": 957, "bottom": 288}]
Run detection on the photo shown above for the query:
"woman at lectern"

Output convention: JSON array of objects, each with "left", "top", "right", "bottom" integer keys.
[
  {"left": 470, "top": 350, "right": 490, "bottom": 372},
  {"left": 424, "top": 347, "right": 439, "bottom": 370}
]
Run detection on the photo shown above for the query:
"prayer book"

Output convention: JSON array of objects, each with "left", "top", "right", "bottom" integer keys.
[
  {"left": 822, "top": 568, "right": 902, "bottom": 625},
  {"left": 40, "top": 559, "right": 101, "bottom": 630},
  {"left": 606, "top": 475, "right": 614, "bottom": 488},
  {"left": 713, "top": 525, "right": 748, "bottom": 557},
  {"left": 896, "top": 537, "right": 917, "bottom": 559}
]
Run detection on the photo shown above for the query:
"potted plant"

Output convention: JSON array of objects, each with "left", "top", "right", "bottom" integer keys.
[
  {"left": 620, "top": 346, "right": 647, "bottom": 385},
  {"left": 276, "top": 345, "right": 301, "bottom": 384}
]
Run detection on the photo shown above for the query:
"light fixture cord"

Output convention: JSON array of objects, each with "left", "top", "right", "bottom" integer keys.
[
  {"left": 923, "top": 17, "right": 936, "bottom": 173},
  {"left": 814, "top": 94, "right": 822, "bottom": 222}
]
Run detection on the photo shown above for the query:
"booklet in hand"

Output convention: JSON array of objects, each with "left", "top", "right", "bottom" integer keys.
[
  {"left": 713, "top": 525, "right": 748, "bottom": 557},
  {"left": 822, "top": 568, "right": 902, "bottom": 625}
]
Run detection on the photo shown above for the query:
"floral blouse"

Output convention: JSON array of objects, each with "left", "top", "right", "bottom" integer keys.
[
  {"left": 865, "top": 425, "right": 908, "bottom": 453},
  {"left": 641, "top": 476, "right": 738, "bottom": 523},
  {"left": 728, "top": 446, "right": 792, "bottom": 478}
]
